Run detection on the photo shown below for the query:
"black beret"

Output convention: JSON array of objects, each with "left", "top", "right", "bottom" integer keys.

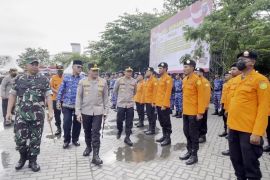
[
  {"left": 158, "top": 62, "right": 168, "bottom": 68},
  {"left": 73, "top": 60, "right": 83, "bottom": 65},
  {"left": 195, "top": 67, "right": 204, "bottom": 73},
  {"left": 146, "top": 67, "right": 154, "bottom": 72},
  {"left": 183, "top": 60, "right": 196, "bottom": 67},
  {"left": 237, "top": 50, "right": 257, "bottom": 60}
]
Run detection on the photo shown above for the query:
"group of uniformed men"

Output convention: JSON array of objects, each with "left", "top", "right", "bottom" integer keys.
[{"left": 1, "top": 50, "right": 270, "bottom": 180}]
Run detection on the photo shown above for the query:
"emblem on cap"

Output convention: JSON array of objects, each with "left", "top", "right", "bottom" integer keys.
[
  {"left": 161, "top": 63, "right": 164, "bottom": 66},
  {"left": 243, "top": 51, "right": 249, "bottom": 57},
  {"left": 186, "top": 60, "right": 190, "bottom": 64}
]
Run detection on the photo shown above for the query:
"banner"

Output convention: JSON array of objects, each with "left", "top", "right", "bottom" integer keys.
[{"left": 149, "top": 0, "right": 213, "bottom": 72}]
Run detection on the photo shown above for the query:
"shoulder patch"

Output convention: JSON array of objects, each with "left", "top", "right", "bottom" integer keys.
[
  {"left": 259, "top": 82, "right": 268, "bottom": 90},
  {"left": 166, "top": 80, "right": 170, "bottom": 84},
  {"left": 197, "top": 80, "right": 202, "bottom": 85}
]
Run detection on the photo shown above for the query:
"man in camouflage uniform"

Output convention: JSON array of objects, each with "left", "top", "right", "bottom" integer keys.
[{"left": 6, "top": 58, "right": 53, "bottom": 172}]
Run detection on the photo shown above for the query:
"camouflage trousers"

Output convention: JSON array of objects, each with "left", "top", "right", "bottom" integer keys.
[{"left": 14, "top": 118, "right": 44, "bottom": 156}]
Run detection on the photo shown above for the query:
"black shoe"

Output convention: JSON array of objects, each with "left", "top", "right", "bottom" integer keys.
[
  {"left": 185, "top": 155, "right": 198, "bottom": 165},
  {"left": 83, "top": 146, "right": 92, "bottom": 156},
  {"left": 145, "top": 131, "right": 155, "bottom": 135},
  {"left": 136, "top": 123, "right": 144, "bottom": 128},
  {"left": 225, "top": 135, "right": 229, "bottom": 139},
  {"left": 212, "top": 111, "right": 218, "bottom": 115},
  {"left": 199, "top": 136, "right": 206, "bottom": 143},
  {"left": 92, "top": 147, "right": 103, "bottom": 165},
  {"left": 55, "top": 128, "right": 61, "bottom": 136},
  {"left": 29, "top": 161, "right": 40, "bottom": 172},
  {"left": 263, "top": 145, "right": 270, "bottom": 152},
  {"left": 176, "top": 114, "right": 182, "bottom": 118},
  {"left": 156, "top": 135, "right": 166, "bottom": 143},
  {"left": 124, "top": 137, "right": 133, "bottom": 146},
  {"left": 63, "top": 142, "right": 69, "bottom": 149},
  {"left": 161, "top": 137, "right": 171, "bottom": 146},
  {"left": 15, "top": 153, "right": 28, "bottom": 170},
  {"left": 172, "top": 112, "right": 178, "bottom": 117},
  {"left": 72, "top": 141, "right": 80, "bottom": 146},
  {"left": 144, "top": 129, "right": 150, "bottom": 133},
  {"left": 219, "top": 131, "right": 227, "bottom": 137},
  {"left": 110, "top": 105, "right": 116, "bottom": 109},
  {"left": 221, "top": 150, "right": 230, "bottom": 156},
  {"left": 179, "top": 151, "right": 191, "bottom": 160},
  {"left": 117, "top": 131, "right": 122, "bottom": 139}
]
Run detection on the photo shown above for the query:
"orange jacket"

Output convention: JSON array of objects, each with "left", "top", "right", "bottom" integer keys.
[
  {"left": 228, "top": 70, "right": 269, "bottom": 136},
  {"left": 134, "top": 80, "right": 145, "bottom": 104},
  {"left": 221, "top": 81, "right": 230, "bottom": 110},
  {"left": 154, "top": 73, "right": 173, "bottom": 108},
  {"left": 143, "top": 76, "right": 157, "bottom": 104},
  {"left": 225, "top": 77, "right": 239, "bottom": 112},
  {"left": 183, "top": 73, "right": 205, "bottom": 115},
  {"left": 201, "top": 77, "right": 211, "bottom": 109},
  {"left": 50, "top": 74, "right": 63, "bottom": 101}
]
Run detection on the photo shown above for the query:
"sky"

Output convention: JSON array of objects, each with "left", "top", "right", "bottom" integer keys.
[{"left": 0, "top": 0, "right": 164, "bottom": 58}]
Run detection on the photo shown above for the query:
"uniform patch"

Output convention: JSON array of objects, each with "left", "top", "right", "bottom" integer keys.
[
  {"left": 166, "top": 80, "right": 170, "bottom": 84},
  {"left": 205, "top": 83, "right": 209, "bottom": 87},
  {"left": 197, "top": 80, "right": 202, "bottom": 85},
  {"left": 259, "top": 82, "right": 268, "bottom": 90}
]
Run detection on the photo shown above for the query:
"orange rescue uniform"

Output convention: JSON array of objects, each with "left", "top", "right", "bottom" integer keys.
[
  {"left": 154, "top": 73, "right": 173, "bottom": 108},
  {"left": 182, "top": 73, "right": 205, "bottom": 115},
  {"left": 228, "top": 70, "right": 270, "bottom": 136},
  {"left": 144, "top": 76, "right": 157, "bottom": 104},
  {"left": 134, "top": 80, "right": 145, "bottom": 104},
  {"left": 201, "top": 76, "right": 211, "bottom": 110},
  {"left": 50, "top": 74, "right": 63, "bottom": 101},
  {"left": 221, "top": 81, "right": 230, "bottom": 111}
]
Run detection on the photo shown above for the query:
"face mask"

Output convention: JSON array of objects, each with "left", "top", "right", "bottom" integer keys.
[{"left": 236, "top": 60, "right": 247, "bottom": 71}]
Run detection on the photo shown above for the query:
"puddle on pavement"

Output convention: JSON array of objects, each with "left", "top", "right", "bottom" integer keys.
[
  {"left": 45, "top": 134, "right": 61, "bottom": 140},
  {"left": 0, "top": 150, "right": 10, "bottom": 172},
  {"left": 103, "top": 133, "right": 186, "bottom": 164}
]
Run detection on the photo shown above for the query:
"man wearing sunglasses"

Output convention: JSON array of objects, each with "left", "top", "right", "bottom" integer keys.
[
  {"left": 57, "top": 60, "right": 84, "bottom": 149},
  {"left": 6, "top": 57, "right": 53, "bottom": 172}
]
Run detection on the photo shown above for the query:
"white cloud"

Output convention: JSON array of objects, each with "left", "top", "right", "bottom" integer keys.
[{"left": 0, "top": 0, "right": 164, "bottom": 58}]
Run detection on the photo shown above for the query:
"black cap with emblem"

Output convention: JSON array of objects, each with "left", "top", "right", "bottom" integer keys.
[
  {"left": 158, "top": 62, "right": 168, "bottom": 69},
  {"left": 237, "top": 50, "right": 258, "bottom": 60},
  {"left": 183, "top": 59, "right": 196, "bottom": 68}
]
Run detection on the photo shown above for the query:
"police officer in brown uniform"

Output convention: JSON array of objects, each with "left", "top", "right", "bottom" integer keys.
[
  {"left": 76, "top": 64, "right": 109, "bottom": 165},
  {"left": 114, "top": 67, "right": 137, "bottom": 146}
]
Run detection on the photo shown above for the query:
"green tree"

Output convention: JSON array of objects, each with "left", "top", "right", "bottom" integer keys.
[
  {"left": 18, "top": 48, "right": 50, "bottom": 66},
  {"left": 86, "top": 12, "right": 167, "bottom": 72},
  {"left": 183, "top": 0, "right": 270, "bottom": 74},
  {"left": 163, "top": 0, "right": 199, "bottom": 14}
]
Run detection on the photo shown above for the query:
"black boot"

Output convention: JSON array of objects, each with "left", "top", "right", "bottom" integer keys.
[
  {"left": 145, "top": 130, "right": 155, "bottom": 135},
  {"left": 212, "top": 110, "right": 218, "bottom": 115},
  {"left": 55, "top": 127, "right": 61, "bottom": 136},
  {"left": 176, "top": 112, "right": 182, "bottom": 118},
  {"left": 199, "top": 135, "right": 206, "bottom": 143},
  {"left": 28, "top": 156, "right": 40, "bottom": 172},
  {"left": 221, "top": 149, "right": 230, "bottom": 156},
  {"left": 161, "top": 133, "right": 171, "bottom": 146},
  {"left": 83, "top": 146, "right": 92, "bottom": 156},
  {"left": 185, "top": 155, "right": 198, "bottom": 165},
  {"left": 156, "top": 131, "right": 166, "bottom": 143},
  {"left": 15, "top": 152, "right": 28, "bottom": 170},
  {"left": 92, "top": 147, "right": 103, "bottom": 165},
  {"left": 136, "top": 122, "right": 144, "bottom": 128},
  {"left": 172, "top": 111, "right": 178, "bottom": 117},
  {"left": 263, "top": 145, "right": 270, "bottom": 152},
  {"left": 179, "top": 151, "right": 191, "bottom": 160},
  {"left": 218, "top": 131, "right": 227, "bottom": 137},
  {"left": 124, "top": 135, "right": 133, "bottom": 146},
  {"left": 117, "top": 131, "right": 122, "bottom": 139}
]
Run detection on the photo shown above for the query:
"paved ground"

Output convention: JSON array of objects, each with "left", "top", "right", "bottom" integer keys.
[{"left": 0, "top": 100, "right": 270, "bottom": 180}]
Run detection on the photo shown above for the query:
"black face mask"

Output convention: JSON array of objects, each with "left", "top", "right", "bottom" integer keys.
[{"left": 236, "top": 60, "right": 247, "bottom": 71}]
